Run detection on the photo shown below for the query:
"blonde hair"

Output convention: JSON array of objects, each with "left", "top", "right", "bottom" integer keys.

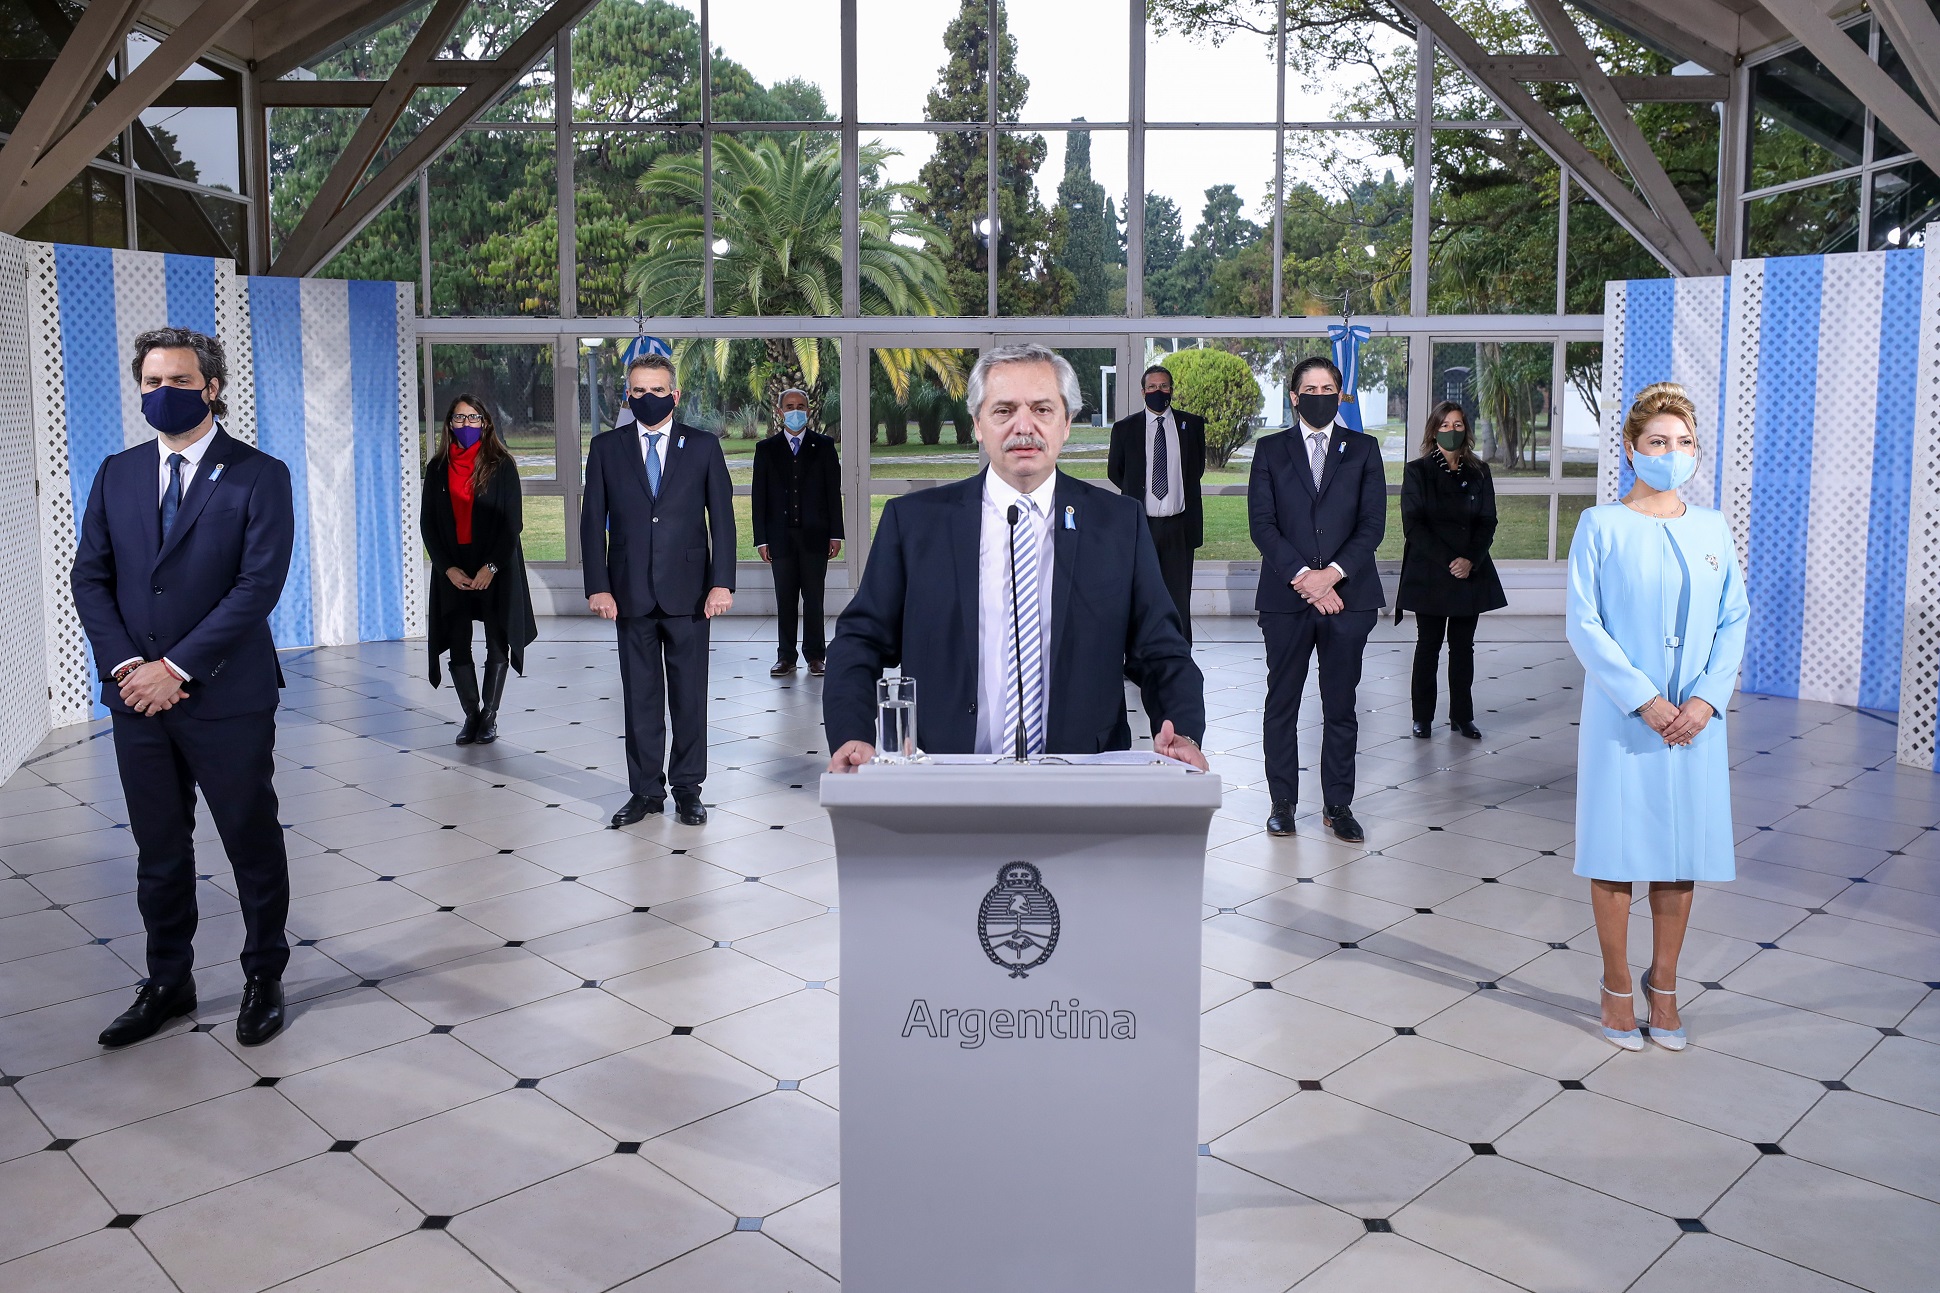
[{"left": 1621, "top": 381, "right": 1699, "bottom": 449}]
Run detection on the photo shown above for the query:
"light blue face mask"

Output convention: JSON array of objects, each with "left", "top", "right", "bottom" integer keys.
[
  {"left": 782, "top": 409, "right": 809, "bottom": 432},
  {"left": 1630, "top": 448, "right": 1696, "bottom": 491}
]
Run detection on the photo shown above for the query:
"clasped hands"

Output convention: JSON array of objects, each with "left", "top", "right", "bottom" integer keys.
[
  {"left": 121, "top": 660, "right": 187, "bottom": 716},
  {"left": 445, "top": 565, "right": 496, "bottom": 591},
  {"left": 1291, "top": 565, "right": 1344, "bottom": 615},
  {"left": 1640, "top": 695, "right": 1713, "bottom": 746}
]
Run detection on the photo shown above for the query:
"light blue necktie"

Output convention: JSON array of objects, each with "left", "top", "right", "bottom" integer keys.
[
  {"left": 645, "top": 431, "right": 663, "bottom": 496},
  {"left": 160, "top": 452, "right": 186, "bottom": 535},
  {"left": 1004, "top": 497, "right": 1046, "bottom": 756}
]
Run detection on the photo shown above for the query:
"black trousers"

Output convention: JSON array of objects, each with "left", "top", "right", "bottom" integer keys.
[
  {"left": 769, "top": 527, "right": 830, "bottom": 664},
  {"left": 1261, "top": 608, "right": 1378, "bottom": 808},
  {"left": 1147, "top": 512, "right": 1196, "bottom": 643},
  {"left": 112, "top": 708, "right": 289, "bottom": 984},
  {"left": 617, "top": 611, "right": 710, "bottom": 800},
  {"left": 1411, "top": 613, "right": 1479, "bottom": 724},
  {"left": 443, "top": 601, "right": 508, "bottom": 667}
]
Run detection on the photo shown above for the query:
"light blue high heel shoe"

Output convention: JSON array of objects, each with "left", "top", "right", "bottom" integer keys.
[
  {"left": 1642, "top": 970, "right": 1688, "bottom": 1051},
  {"left": 1599, "top": 981, "right": 1644, "bottom": 1051}
]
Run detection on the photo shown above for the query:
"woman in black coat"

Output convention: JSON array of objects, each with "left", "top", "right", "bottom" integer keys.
[
  {"left": 421, "top": 395, "right": 538, "bottom": 745},
  {"left": 1396, "top": 401, "right": 1507, "bottom": 740}
]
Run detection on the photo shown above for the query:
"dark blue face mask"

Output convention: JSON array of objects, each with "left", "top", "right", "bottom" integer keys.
[
  {"left": 629, "top": 391, "right": 677, "bottom": 427},
  {"left": 141, "top": 385, "right": 211, "bottom": 436},
  {"left": 450, "top": 425, "right": 483, "bottom": 449}
]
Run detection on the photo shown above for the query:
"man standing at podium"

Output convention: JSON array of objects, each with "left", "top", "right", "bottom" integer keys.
[{"left": 823, "top": 343, "right": 1208, "bottom": 770}]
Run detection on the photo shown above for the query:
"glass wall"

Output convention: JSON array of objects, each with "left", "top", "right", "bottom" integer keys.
[{"left": 1743, "top": 14, "right": 1940, "bottom": 256}]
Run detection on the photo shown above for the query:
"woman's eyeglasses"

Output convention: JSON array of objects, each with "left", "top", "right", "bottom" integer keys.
[{"left": 450, "top": 414, "right": 486, "bottom": 426}]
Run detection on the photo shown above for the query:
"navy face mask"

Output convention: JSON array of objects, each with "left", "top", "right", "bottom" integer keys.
[
  {"left": 1144, "top": 389, "right": 1172, "bottom": 413},
  {"left": 629, "top": 391, "right": 677, "bottom": 427},
  {"left": 142, "top": 385, "right": 211, "bottom": 436}
]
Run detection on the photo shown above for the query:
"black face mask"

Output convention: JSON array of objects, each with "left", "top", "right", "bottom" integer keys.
[
  {"left": 630, "top": 391, "right": 677, "bottom": 427},
  {"left": 1297, "top": 392, "right": 1340, "bottom": 429},
  {"left": 1143, "top": 389, "right": 1172, "bottom": 413}
]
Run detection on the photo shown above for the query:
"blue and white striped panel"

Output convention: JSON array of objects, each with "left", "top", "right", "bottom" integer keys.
[
  {"left": 1599, "top": 275, "right": 1730, "bottom": 506},
  {"left": 1739, "top": 250, "right": 1924, "bottom": 710},
  {"left": 245, "top": 276, "right": 409, "bottom": 649},
  {"left": 42, "top": 245, "right": 238, "bottom": 721}
]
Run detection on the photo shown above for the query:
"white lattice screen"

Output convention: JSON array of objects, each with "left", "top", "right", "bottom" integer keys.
[
  {"left": 1900, "top": 248, "right": 1940, "bottom": 770},
  {"left": 25, "top": 242, "right": 92, "bottom": 730},
  {"left": 0, "top": 236, "right": 50, "bottom": 782}
]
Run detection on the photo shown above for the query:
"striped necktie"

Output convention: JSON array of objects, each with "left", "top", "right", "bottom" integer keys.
[{"left": 1004, "top": 497, "right": 1047, "bottom": 757}]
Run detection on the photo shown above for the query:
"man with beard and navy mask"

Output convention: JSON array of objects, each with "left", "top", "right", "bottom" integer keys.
[
  {"left": 71, "top": 327, "right": 297, "bottom": 1049},
  {"left": 582, "top": 353, "right": 736, "bottom": 828},
  {"left": 1109, "top": 364, "right": 1205, "bottom": 642},
  {"left": 752, "top": 387, "right": 843, "bottom": 678},
  {"left": 1248, "top": 355, "right": 1386, "bottom": 844}
]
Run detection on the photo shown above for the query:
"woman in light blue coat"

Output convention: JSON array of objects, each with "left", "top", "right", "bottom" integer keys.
[{"left": 1567, "top": 382, "right": 1749, "bottom": 1053}]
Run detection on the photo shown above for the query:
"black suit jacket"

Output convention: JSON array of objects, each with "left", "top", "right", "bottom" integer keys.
[
  {"left": 71, "top": 426, "right": 295, "bottom": 718},
  {"left": 581, "top": 419, "right": 737, "bottom": 617},
  {"left": 751, "top": 430, "right": 844, "bottom": 547},
  {"left": 1108, "top": 408, "right": 1206, "bottom": 548},
  {"left": 823, "top": 470, "right": 1205, "bottom": 755},
  {"left": 1248, "top": 423, "right": 1387, "bottom": 614}
]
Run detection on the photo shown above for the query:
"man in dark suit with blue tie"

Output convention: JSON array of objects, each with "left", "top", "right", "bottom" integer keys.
[
  {"left": 582, "top": 353, "right": 736, "bottom": 827},
  {"left": 1250, "top": 355, "right": 1386, "bottom": 843},
  {"left": 71, "top": 327, "right": 296, "bottom": 1048},
  {"left": 823, "top": 344, "right": 1207, "bottom": 770}
]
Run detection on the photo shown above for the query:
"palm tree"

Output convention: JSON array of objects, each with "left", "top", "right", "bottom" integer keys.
[{"left": 626, "top": 134, "right": 967, "bottom": 433}]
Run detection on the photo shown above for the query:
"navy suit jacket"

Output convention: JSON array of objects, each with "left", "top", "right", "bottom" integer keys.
[
  {"left": 823, "top": 470, "right": 1205, "bottom": 755},
  {"left": 70, "top": 426, "right": 295, "bottom": 718},
  {"left": 1248, "top": 423, "right": 1387, "bottom": 614},
  {"left": 750, "top": 430, "right": 844, "bottom": 547},
  {"left": 581, "top": 420, "right": 737, "bottom": 617}
]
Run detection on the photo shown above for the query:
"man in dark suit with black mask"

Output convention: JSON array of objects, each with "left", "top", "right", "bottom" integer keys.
[
  {"left": 72, "top": 327, "right": 296, "bottom": 1048},
  {"left": 1250, "top": 355, "right": 1386, "bottom": 843},
  {"left": 1108, "top": 363, "right": 1204, "bottom": 640},
  {"left": 753, "top": 387, "right": 843, "bottom": 677},
  {"left": 582, "top": 353, "right": 736, "bottom": 828},
  {"left": 823, "top": 344, "right": 1208, "bottom": 771}
]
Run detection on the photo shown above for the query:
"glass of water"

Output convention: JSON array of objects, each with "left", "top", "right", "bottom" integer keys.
[{"left": 875, "top": 677, "right": 920, "bottom": 763}]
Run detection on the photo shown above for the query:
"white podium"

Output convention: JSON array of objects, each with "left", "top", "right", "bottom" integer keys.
[{"left": 822, "top": 756, "right": 1221, "bottom": 1293}]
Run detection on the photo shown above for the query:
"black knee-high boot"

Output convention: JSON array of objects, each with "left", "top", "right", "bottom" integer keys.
[
  {"left": 476, "top": 659, "right": 507, "bottom": 745},
  {"left": 449, "top": 663, "right": 482, "bottom": 744}
]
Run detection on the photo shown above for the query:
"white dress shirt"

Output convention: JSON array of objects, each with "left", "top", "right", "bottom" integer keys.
[
  {"left": 638, "top": 416, "right": 674, "bottom": 476},
  {"left": 115, "top": 427, "right": 222, "bottom": 683},
  {"left": 1143, "top": 408, "right": 1185, "bottom": 518},
  {"left": 975, "top": 471, "right": 1057, "bottom": 755},
  {"left": 1292, "top": 417, "right": 1347, "bottom": 584}
]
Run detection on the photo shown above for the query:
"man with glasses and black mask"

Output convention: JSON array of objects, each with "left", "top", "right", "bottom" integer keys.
[
  {"left": 582, "top": 354, "right": 736, "bottom": 828},
  {"left": 1248, "top": 356, "right": 1386, "bottom": 844},
  {"left": 72, "top": 327, "right": 297, "bottom": 1048},
  {"left": 1109, "top": 364, "right": 1205, "bottom": 641}
]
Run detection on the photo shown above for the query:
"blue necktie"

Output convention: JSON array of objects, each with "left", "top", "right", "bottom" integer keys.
[
  {"left": 160, "top": 452, "right": 186, "bottom": 536},
  {"left": 1004, "top": 498, "right": 1046, "bottom": 756},
  {"left": 1152, "top": 415, "right": 1170, "bottom": 502},
  {"left": 645, "top": 431, "right": 663, "bottom": 496}
]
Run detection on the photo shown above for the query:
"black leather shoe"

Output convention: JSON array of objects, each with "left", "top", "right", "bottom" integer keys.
[
  {"left": 674, "top": 795, "right": 707, "bottom": 827},
  {"left": 99, "top": 979, "right": 196, "bottom": 1047},
  {"left": 1453, "top": 720, "right": 1482, "bottom": 739},
  {"left": 610, "top": 794, "right": 664, "bottom": 828},
  {"left": 806, "top": 659, "right": 826, "bottom": 676},
  {"left": 234, "top": 977, "right": 285, "bottom": 1047},
  {"left": 770, "top": 659, "right": 796, "bottom": 677},
  {"left": 1323, "top": 804, "right": 1366, "bottom": 844},
  {"left": 1411, "top": 721, "right": 1431, "bottom": 739},
  {"left": 1266, "top": 802, "right": 1296, "bottom": 837}
]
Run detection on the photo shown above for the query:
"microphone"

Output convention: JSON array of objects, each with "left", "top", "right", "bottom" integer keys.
[{"left": 1006, "top": 503, "right": 1029, "bottom": 763}]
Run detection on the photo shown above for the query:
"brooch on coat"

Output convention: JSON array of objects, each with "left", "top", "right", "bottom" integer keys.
[{"left": 1705, "top": 554, "right": 1719, "bottom": 571}]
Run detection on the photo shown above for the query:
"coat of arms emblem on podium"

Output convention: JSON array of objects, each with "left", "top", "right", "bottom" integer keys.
[{"left": 976, "top": 861, "right": 1060, "bottom": 978}]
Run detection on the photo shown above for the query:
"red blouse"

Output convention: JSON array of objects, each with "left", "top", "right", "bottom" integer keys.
[{"left": 448, "top": 442, "right": 481, "bottom": 546}]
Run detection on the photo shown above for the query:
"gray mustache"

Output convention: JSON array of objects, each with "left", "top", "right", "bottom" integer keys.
[{"left": 1001, "top": 432, "right": 1048, "bottom": 452}]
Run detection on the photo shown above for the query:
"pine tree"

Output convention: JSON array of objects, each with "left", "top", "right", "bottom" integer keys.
[
  {"left": 1054, "top": 121, "right": 1111, "bottom": 315},
  {"left": 915, "top": 0, "right": 1065, "bottom": 315},
  {"left": 1142, "top": 193, "right": 1187, "bottom": 312}
]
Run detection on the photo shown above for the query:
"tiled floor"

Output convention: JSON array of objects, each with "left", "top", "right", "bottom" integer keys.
[{"left": 2, "top": 616, "right": 1937, "bottom": 1292}]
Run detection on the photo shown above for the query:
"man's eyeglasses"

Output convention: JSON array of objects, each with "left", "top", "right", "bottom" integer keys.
[{"left": 450, "top": 414, "right": 486, "bottom": 426}]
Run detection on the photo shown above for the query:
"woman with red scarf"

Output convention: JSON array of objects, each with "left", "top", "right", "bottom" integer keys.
[{"left": 420, "top": 396, "right": 537, "bottom": 743}]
